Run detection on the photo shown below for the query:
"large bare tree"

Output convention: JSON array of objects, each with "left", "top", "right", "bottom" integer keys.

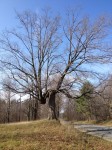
[{"left": 0, "top": 9, "right": 112, "bottom": 120}]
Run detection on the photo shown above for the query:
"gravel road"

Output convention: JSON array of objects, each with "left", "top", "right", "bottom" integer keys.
[{"left": 74, "top": 124, "right": 112, "bottom": 142}]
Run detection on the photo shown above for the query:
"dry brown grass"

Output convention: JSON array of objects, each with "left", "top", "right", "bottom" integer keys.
[
  {"left": 96, "top": 120, "right": 112, "bottom": 126},
  {"left": 73, "top": 120, "right": 112, "bottom": 127},
  {"left": 0, "top": 120, "right": 112, "bottom": 150}
]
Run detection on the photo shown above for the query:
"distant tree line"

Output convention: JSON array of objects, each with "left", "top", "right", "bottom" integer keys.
[
  {"left": 63, "top": 77, "right": 112, "bottom": 121},
  {"left": 0, "top": 77, "right": 112, "bottom": 123}
]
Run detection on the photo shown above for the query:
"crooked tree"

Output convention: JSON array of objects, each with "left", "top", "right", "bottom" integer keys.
[{"left": 0, "top": 9, "right": 112, "bottom": 120}]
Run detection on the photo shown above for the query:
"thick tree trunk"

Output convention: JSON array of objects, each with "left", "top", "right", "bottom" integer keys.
[
  {"left": 33, "top": 100, "right": 40, "bottom": 120},
  {"left": 31, "top": 97, "right": 40, "bottom": 120},
  {"left": 48, "top": 92, "right": 58, "bottom": 120}
]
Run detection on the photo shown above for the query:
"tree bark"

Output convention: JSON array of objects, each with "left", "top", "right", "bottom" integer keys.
[
  {"left": 48, "top": 92, "right": 58, "bottom": 120},
  {"left": 33, "top": 100, "right": 40, "bottom": 120}
]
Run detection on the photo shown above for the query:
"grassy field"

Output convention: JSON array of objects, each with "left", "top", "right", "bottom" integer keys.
[
  {"left": 0, "top": 120, "right": 112, "bottom": 150},
  {"left": 95, "top": 120, "right": 112, "bottom": 126}
]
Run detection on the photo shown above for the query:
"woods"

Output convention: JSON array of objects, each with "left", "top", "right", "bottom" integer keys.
[{"left": 0, "top": 9, "right": 112, "bottom": 122}]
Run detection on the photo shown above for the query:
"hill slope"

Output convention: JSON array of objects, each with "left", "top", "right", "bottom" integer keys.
[{"left": 0, "top": 120, "right": 112, "bottom": 150}]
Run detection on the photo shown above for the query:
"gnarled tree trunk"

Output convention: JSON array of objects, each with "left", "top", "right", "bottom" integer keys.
[{"left": 48, "top": 92, "right": 57, "bottom": 120}]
